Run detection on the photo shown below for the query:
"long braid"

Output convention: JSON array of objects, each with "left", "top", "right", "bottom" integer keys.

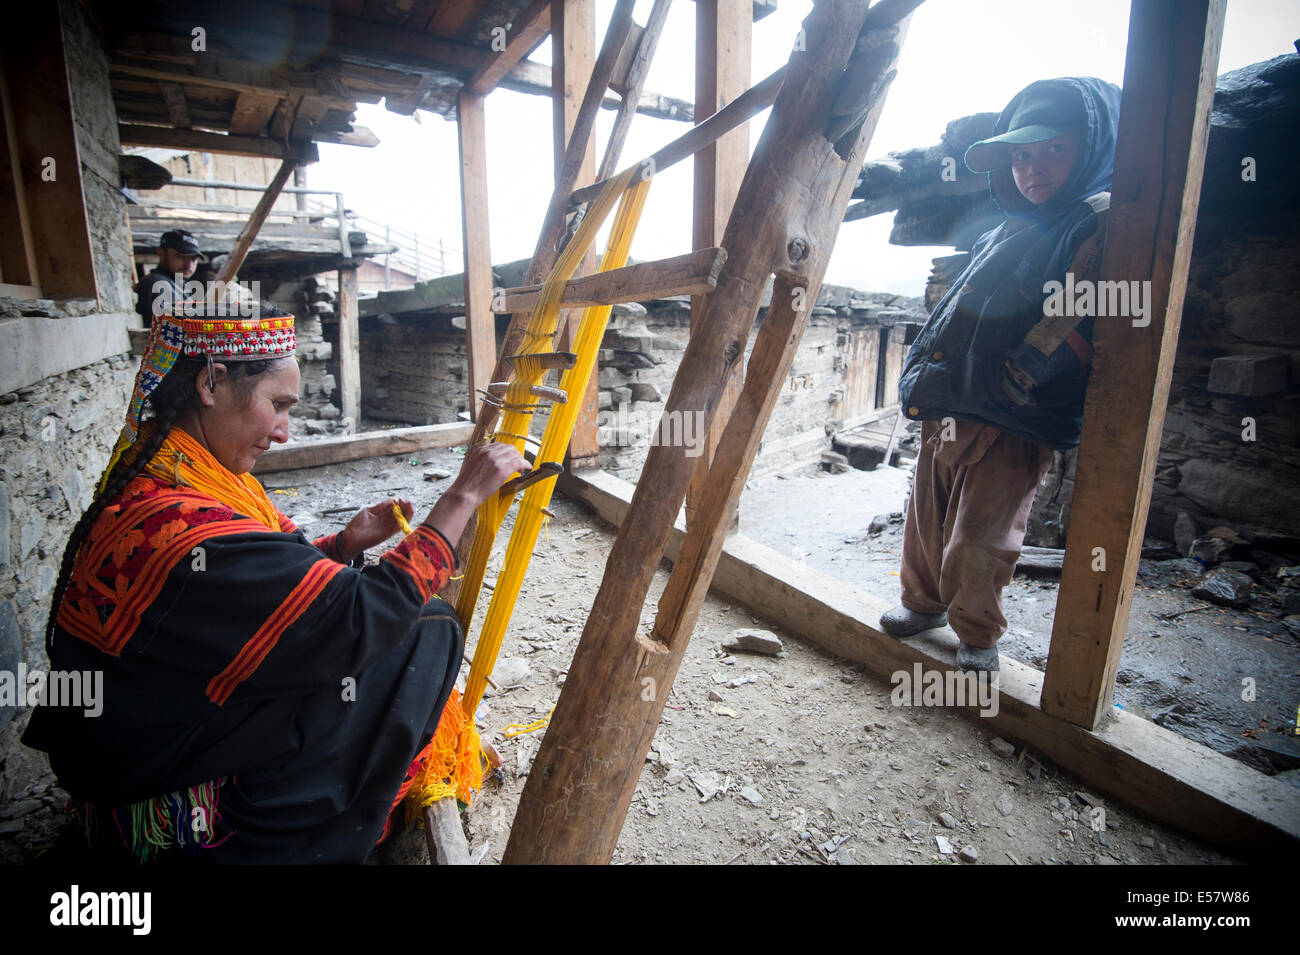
[{"left": 43, "top": 356, "right": 279, "bottom": 657}]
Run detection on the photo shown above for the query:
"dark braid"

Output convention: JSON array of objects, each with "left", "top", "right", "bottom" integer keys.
[{"left": 44, "top": 356, "right": 281, "bottom": 656}]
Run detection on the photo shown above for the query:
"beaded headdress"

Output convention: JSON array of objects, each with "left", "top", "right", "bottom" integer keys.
[{"left": 99, "top": 311, "right": 297, "bottom": 492}]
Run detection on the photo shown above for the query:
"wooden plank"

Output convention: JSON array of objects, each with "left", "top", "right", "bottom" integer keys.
[
  {"left": 688, "top": 0, "right": 751, "bottom": 531},
  {"left": 251, "top": 422, "right": 473, "bottom": 473},
  {"left": 337, "top": 266, "right": 361, "bottom": 433},
  {"left": 159, "top": 81, "right": 192, "bottom": 128},
  {"left": 117, "top": 124, "right": 319, "bottom": 160},
  {"left": 4, "top": 6, "right": 98, "bottom": 301},
  {"left": 595, "top": 0, "right": 672, "bottom": 184},
  {"left": 123, "top": 0, "right": 490, "bottom": 78},
  {"left": 1041, "top": 0, "right": 1225, "bottom": 729},
  {"left": 229, "top": 90, "right": 280, "bottom": 135},
  {"left": 504, "top": 0, "right": 914, "bottom": 864},
  {"left": 491, "top": 247, "right": 727, "bottom": 314},
  {"left": 427, "top": 0, "right": 490, "bottom": 38},
  {"left": 556, "top": 467, "right": 1300, "bottom": 855},
  {"left": 423, "top": 801, "right": 473, "bottom": 864},
  {"left": 214, "top": 157, "right": 298, "bottom": 283},
  {"left": 458, "top": 89, "right": 496, "bottom": 422},
  {"left": 500, "top": 59, "right": 693, "bottom": 123},
  {"left": 567, "top": 65, "right": 782, "bottom": 206},
  {"left": 466, "top": 0, "right": 551, "bottom": 94},
  {"left": 552, "top": 0, "right": 603, "bottom": 468}
]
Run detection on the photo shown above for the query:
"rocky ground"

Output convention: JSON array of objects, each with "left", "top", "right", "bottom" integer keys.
[{"left": 5, "top": 437, "right": 1282, "bottom": 865}]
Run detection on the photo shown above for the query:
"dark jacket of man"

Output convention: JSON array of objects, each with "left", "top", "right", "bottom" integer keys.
[{"left": 898, "top": 76, "right": 1122, "bottom": 450}]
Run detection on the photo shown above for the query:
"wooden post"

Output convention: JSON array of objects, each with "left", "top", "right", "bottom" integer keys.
[
  {"left": 553, "top": 0, "right": 601, "bottom": 469},
  {"left": 457, "top": 89, "right": 495, "bottom": 422},
  {"left": 214, "top": 156, "right": 296, "bottom": 283},
  {"left": 442, "top": 0, "right": 634, "bottom": 608},
  {"left": 1041, "top": 0, "right": 1225, "bottom": 729},
  {"left": 595, "top": 0, "right": 672, "bottom": 183},
  {"left": 337, "top": 266, "right": 360, "bottom": 434},
  {"left": 504, "top": 0, "right": 914, "bottom": 864},
  {"left": 687, "top": 0, "right": 751, "bottom": 529}
]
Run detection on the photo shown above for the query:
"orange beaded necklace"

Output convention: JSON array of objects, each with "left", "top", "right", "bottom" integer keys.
[{"left": 142, "top": 424, "right": 283, "bottom": 530}]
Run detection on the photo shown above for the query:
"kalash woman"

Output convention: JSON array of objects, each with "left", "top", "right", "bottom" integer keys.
[{"left": 22, "top": 308, "right": 526, "bottom": 863}]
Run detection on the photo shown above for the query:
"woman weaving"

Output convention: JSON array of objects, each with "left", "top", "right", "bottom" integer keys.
[{"left": 22, "top": 310, "right": 526, "bottom": 863}]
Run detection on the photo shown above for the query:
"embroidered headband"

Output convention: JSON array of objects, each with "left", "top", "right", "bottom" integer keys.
[{"left": 99, "top": 312, "right": 297, "bottom": 493}]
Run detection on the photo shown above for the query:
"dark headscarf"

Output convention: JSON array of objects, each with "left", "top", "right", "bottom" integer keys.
[{"left": 898, "top": 77, "right": 1123, "bottom": 450}]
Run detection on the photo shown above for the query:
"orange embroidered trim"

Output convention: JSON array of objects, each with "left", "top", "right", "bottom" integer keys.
[
  {"left": 380, "top": 525, "right": 454, "bottom": 603},
  {"left": 58, "top": 519, "right": 269, "bottom": 655},
  {"left": 205, "top": 558, "right": 344, "bottom": 706}
]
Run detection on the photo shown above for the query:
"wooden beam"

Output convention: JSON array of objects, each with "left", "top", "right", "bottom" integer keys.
[
  {"left": 442, "top": 0, "right": 633, "bottom": 604},
  {"left": 595, "top": 0, "right": 672, "bottom": 184},
  {"left": 337, "top": 266, "right": 361, "bottom": 433},
  {"left": 567, "top": 65, "right": 782, "bottom": 206},
  {"left": 466, "top": 0, "right": 551, "bottom": 94},
  {"left": 428, "top": 0, "right": 490, "bottom": 39},
  {"left": 229, "top": 90, "right": 280, "bottom": 136},
  {"left": 117, "top": 1, "right": 490, "bottom": 79},
  {"left": 491, "top": 247, "right": 727, "bottom": 314},
  {"left": 458, "top": 89, "right": 496, "bottom": 422},
  {"left": 504, "top": 0, "right": 913, "bottom": 864},
  {"left": 117, "top": 124, "right": 319, "bottom": 161},
  {"left": 1041, "top": 0, "right": 1225, "bottom": 729},
  {"left": 214, "top": 156, "right": 297, "bottom": 283},
  {"left": 158, "top": 81, "right": 192, "bottom": 129},
  {"left": 557, "top": 468, "right": 1300, "bottom": 855},
  {"left": 423, "top": 801, "right": 473, "bottom": 864},
  {"left": 552, "top": 0, "right": 605, "bottom": 469},
  {"left": 109, "top": 54, "right": 363, "bottom": 108},
  {"left": 501, "top": 59, "right": 693, "bottom": 123},
  {"left": 688, "top": 0, "right": 751, "bottom": 531},
  {"left": 251, "top": 422, "right": 473, "bottom": 473},
  {"left": 3, "top": 6, "right": 98, "bottom": 301}
]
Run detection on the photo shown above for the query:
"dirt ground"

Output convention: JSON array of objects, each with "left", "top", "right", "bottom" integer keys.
[
  {"left": 9, "top": 438, "right": 1281, "bottom": 865},
  {"left": 247, "top": 445, "right": 1243, "bottom": 866}
]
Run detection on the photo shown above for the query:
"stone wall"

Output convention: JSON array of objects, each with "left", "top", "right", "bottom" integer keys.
[
  {"left": 0, "top": 2, "right": 146, "bottom": 842},
  {"left": 354, "top": 285, "right": 923, "bottom": 481},
  {"left": 263, "top": 277, "right": 343, "bottom": 434},
  {"left": 61, "top": 0, "right": 135, "bottom": 316}
]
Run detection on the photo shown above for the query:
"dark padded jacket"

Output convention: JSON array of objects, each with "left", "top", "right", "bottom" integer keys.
[{"left": 897, "top": 77, "right": 1122, "bottom": 450}]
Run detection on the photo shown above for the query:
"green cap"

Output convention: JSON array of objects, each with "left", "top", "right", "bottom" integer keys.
[{"left": 964, "top": 87, "right": 1083, "bottom": 173}]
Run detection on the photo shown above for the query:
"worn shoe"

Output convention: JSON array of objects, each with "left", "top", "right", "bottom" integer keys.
[
  {"left": 956, "top": 642, "right": 1000, "bottom": 672},
  {"left": 879, "top": 605, "right": 948, "bottom": 637}
]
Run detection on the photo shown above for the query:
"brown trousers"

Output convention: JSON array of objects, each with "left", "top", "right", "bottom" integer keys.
[{"left": 900, "top": 419, "right": 1052, "bottom": 649}]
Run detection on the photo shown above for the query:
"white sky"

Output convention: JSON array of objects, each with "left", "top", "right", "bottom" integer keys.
[{"left": 307, "top": 0, "right": 1300, "bottom": 296}]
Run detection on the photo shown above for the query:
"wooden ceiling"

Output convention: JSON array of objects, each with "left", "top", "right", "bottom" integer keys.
[{"left": 96, "top": 0, "right": 546, "bottom": 160}]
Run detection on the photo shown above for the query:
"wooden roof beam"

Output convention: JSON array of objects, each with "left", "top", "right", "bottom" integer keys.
[
  {"left": 113, "top": 0, "right": 491, "bottom": 78},
  {"left": 118, "top": 123, "right": 320, "bottom": 162},
  {"left": 499, "top": 59, "right": 692, "bottom": 122},
  {"left": 465, "top": 0, "right": 551, "bottom": 94}
]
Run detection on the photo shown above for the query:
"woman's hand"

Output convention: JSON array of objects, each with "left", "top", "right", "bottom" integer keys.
[
  {"left": 337, "top": 497, "right": 415, "bottom": 562},
  {"left": 423, "top": 443, "right": 530, "bottom": 545}
]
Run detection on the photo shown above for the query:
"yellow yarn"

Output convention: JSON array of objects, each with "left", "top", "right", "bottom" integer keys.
[{"left": 407, "top": 165, "right": 651, "bottom": 816}]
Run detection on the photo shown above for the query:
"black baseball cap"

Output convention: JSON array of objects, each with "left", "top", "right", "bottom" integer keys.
[{"left": 159, "top": 229, "right": 206, "bottom": 260}]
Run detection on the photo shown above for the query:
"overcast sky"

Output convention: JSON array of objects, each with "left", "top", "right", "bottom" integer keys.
[{"left": 308, "top": 0, "right": 1299, "bottom": 297}]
